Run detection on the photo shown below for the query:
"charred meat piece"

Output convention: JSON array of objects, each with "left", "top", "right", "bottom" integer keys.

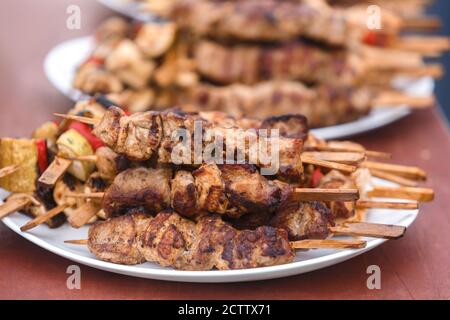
[
  {"left": 220, "top": 164, "right": 285, "bottom": 217},
  {"left": 103, "top": 167, "right": 172, "bottom": 217},
  {"left": 138, "top": 209, "right": 196, "bottom": 268},
  {"left": 260, "top": 114, "right": 308, "bottom": 139},
  {"left": 271, "top": 201, "right": 333, "bottom": 241},
  {"left": 116, "top": 110, "right": 163, "bottom": 161},
  {"left": 319, "top": 170, "right": 356, "bottom": 219},
  {"left": 88, "top": 212, "right": 151, "bottom": 265},
  {"left": 192, "top": 163, "right": 229, "bottom": 215},
  {"left": 171, "top": 170, "right": 198, "bottom": 218},
  {"left": 158, "top": 110, "right": 204, "bottom": 163}
]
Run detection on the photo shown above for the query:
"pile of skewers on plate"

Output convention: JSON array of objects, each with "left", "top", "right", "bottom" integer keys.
[
  {"left": 0, "top": 97, "right": 434, "bottom": 270},
  {"left": 73, "top": 0, "right": 449, "bottom": 128}
]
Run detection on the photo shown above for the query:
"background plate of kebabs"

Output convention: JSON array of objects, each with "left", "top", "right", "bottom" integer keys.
[
  {"left": 44, "top": 0, "right": 448, "bottom": 140},
  {"left": 0, "top": 98, "right": 434, "bottom": 282}
]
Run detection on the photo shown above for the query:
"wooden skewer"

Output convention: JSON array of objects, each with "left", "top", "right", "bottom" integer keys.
[
  {"left": 330, "top": 222, "right": 406, "bottom": 240},
  {"left": 291, "top": 239, "right": 366, "bottom": 250},
  {"left": 368, "top": 186, "right": 434, "bottom": 202},
  {"left": 392, "top": 36, "right": 450, "bottom": 55},
  {"left": 64, "top": 155, "right": 97, "bottom": 162},
  {"left": 0, "top": 165, "right": 19, "bottom": 178},
  {"left": 20, "top": 204, "right": 70, "bottom": 232},
  {"left": 401, "top": 16, "right": 442, "bottom": 31},
  {"left": 319, "top": 141, "right": 391, "bottom": 159},
  {"left": 373, "top": 91, "right": 435, "bottom": 109},
  {"left": 65, "top": 238, "right": 367, "bottom": 250},
  {"left": 294, "top": 188, "right": 359, "bottom": 202},
  {"left": 65, "top": 239, "right": 88, "bottom": 245},
  {"left": 65, "top": 192, "right": 105, "bottom": 199},
  {"left": 302, "top": 156, "right": 356, "bottom": 173},
  {"left": 369, "top": 169, "right": 419, "bottom": 187},
  {"left": 67, "top": 202, "right": 100, "bottom": 229},
  {"left": 54, "top": 113, "right": 99, "bottom": 126},
  {"left": 0, "top": 197, "right": 31, "bottom": 219},
  {"left": 362, "top": 161, "right": 427, "bottom": 181},
  {"left": 390, "top": 64, "right": 443, "bottom": 79},
  {"left": 302, "top": 152, "right": 366, "bottom": 165},
  {"left": 38, "top": 157, "right": 73, "bottom": 186},
  {"left": 356, "top": 200, "right": 418, "bottom": 210}
]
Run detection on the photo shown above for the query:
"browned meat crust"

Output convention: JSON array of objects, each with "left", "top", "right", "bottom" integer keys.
[
  {"left": 103, "top": 167, "right": 172, "bottom": 217},
  {"left": 271, "top": 201, "right": 333, "bottom": 240}
]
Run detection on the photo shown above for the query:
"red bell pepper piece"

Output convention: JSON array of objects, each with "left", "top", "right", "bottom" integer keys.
[
  {"left": 311, "top": 168, "right": 324, "bottom": 188},
  {"left": 68, "top": 121, "right": 104, "bottom": 151},
  {"left": 36, "top": 139, "right": 49, "bottom": 175}
]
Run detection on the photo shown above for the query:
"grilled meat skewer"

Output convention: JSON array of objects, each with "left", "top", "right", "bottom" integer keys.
[
  {"left": 56, "top": 106, "right": 306, "bottom": 182},
  {"left": 72, "top": 210, "right": 366, "bottom": 270}
]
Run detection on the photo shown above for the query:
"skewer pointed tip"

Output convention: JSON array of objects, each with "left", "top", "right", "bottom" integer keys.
[
  {"left": 53, "top": 113, "right": 99, "bottom": 126},
  {"left": 64, "top": 239, "right": 89, "bottom": 245}
]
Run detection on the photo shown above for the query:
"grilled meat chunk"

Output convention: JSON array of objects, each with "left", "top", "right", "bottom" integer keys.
[
  {"left": 171, "top": 170, "right": 198, "bottom": 218},
  {"left": 103, "top": 167, "right": 172, "bottom": 217},
  {"left": 138, "top": 210, "right": 196, "bottom": 268},
  {"left": 221, "top": 164, "right": 285, "bottom": 216},
  {"left": 319, "top": 170, "right": 356, "bottom": 219},
  {"left": 260, "top": 114, "right": 308, "bottom": 139},
  {"left": 192, "top": 163, "right": 229, "bottom": 214},
  {"left": 271, "top": 201, "right": 333, "bottom": 240},
  {"left": 195, "top": 40, "right": 357, "bottom": 86},
  {"left": 116, "top": 110, "right": 163, "bottom": 161},
  {"left": 88, "top": 212, "right": 151, "bottom": 265}
]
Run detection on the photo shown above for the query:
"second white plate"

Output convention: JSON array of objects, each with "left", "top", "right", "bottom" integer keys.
[{"left": 44, "top": 36, "right": 434, "bottom": 140}]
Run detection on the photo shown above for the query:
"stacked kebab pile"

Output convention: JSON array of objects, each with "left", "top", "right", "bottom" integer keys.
[
  {"left": 74, "top": 0, "right": 448, "bottom": 127},
  {"left": 0, "top": 98, "right": 434, "bottom": 270}
]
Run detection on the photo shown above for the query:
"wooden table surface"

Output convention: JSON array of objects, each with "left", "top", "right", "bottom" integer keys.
[{"left": 0, "top": 0, "right": 449, "bottom": 300}]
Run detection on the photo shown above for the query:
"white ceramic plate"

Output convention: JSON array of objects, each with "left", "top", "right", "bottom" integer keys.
[
  {"left": 1, "top": 177, "right": 418, "bottom": 283},
  {"left": 43, "top": 36, "right": 435, "bottom": 140},
  {"left": 97, "top": 0, "right": 160, "bottom": 21}
]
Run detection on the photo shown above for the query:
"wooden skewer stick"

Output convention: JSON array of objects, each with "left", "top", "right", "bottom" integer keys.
[
  {"left": 356, "top": 200, "right": 418, "bottom": 210},
  {"left": 0, "top": 197, "right": 31, "bottom": 220},
  {"left": 373, "top": 91, "right": 435, "bottom": 109},
  {"left": 302, "top": 156, "right": 356, "bottom": 173},
  {"left": 369, "top": 169, "right": 419, "bottom": 187},
  {"left": 67, "top": 202, "right": 100, "bottom": 229},
  {"left": 64, "top": 155, "right": 97, "bottom": 162},
  {"left": 65, "top": 192, "right": 105, "bottom": 199},
  {"left": 54, "top": 113, "right": 99, "bottom": 126},
  {"left": 368, "top": 186, "right": 434, "bottom": 202},
  {"left": 318, "top": 141, "right": 391, "bottom": 159},
  {"left": 0, "top": 165, "right": 19, "bottom": 178},
  {"left": 401, "top": 16, "right": 442, "bottom": 31},
  {"left": 65, "top": 239, "right": 88, "bottom": 245},
  {"left": 302, "top": 152, "right": 366, "bottom": 165},
  {"left": 392, "top": 36, "right": 450, "bottom": 55},
  {"left": 38, "top": 157, "right": 73, "bottom": 186},
  {"left": 20, "top": 204, "right": 70, "bottom": 232},
  {"left": 291, "top": 239, "right": 366, "bottom": 250},
  {"left": 330, "top": 222, "right": 406, "bottom": 240},
  {"left": 362, "top": 161, "right": 427, "bottom": 181},
  {"left": 390, "top": 64, "right": 443, "bottom": 79},
  {"left": 294, "top": 188, "right": 359, "bottom": 202}
]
